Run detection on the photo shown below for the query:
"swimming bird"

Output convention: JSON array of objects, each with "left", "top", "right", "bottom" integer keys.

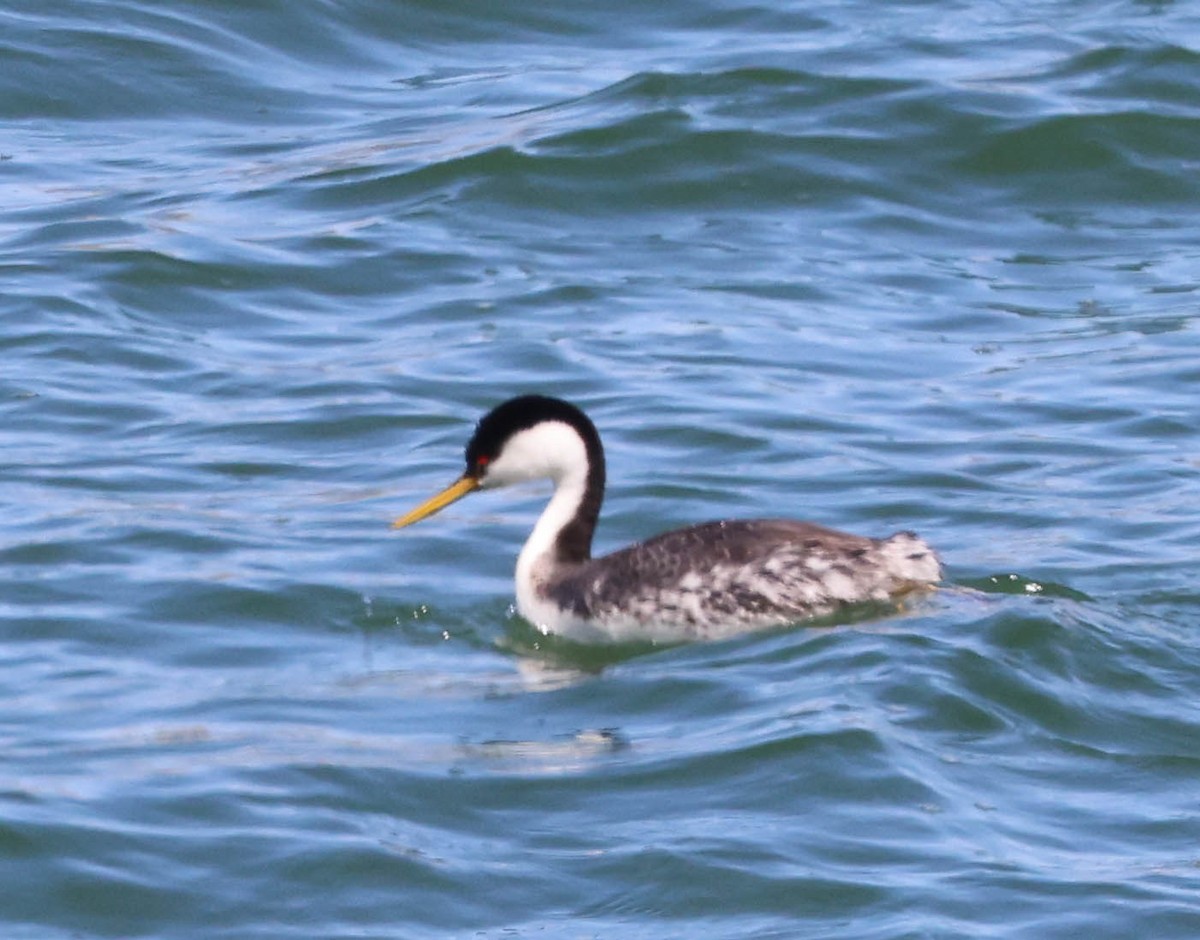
[{"left": 394, "top": 395, "right": 941, "bottom": 644}]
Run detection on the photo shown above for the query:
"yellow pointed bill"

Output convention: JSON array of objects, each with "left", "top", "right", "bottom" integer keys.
[{"left": 392, "top": 475, "right": 479, "bottom": 528}]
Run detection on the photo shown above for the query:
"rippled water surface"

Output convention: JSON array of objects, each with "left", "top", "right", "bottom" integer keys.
[{"left": 3, "top": 1, "right": 1200, "bottom": 937}]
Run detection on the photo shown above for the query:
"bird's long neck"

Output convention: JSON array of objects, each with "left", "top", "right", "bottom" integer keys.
[{"left": 515, "top": 432, "right": 605, "bottom": 595}]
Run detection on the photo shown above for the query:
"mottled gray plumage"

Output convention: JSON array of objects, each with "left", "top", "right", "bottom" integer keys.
[{"left": 544, "top": 519, "right": 941, "bottom": 642}]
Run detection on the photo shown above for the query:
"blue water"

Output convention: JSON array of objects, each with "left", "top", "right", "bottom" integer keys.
[{"left": 2, "top": 1, "right": 1199, "bottom": 937}]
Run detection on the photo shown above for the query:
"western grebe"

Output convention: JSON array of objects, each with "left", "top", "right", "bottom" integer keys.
[{"left": 394, "top": 395, "right": 941, "bottom": 644}]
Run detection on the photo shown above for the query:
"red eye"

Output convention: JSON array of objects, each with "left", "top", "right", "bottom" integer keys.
[{"left": 477, "top": 455, "right": 491, "bottom": 468}]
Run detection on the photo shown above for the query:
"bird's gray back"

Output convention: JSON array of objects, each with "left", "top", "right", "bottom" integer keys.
[{"left": 545, "top": 519, "right": 940, "bottom": 639}]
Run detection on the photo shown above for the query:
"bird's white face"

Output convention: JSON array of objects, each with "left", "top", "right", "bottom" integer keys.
[
  {"left": 478, "top": 420, "right": 589, "bottom": 490},
  {"left": 392, "top": 399, "right": 598, "bottom": 531}
]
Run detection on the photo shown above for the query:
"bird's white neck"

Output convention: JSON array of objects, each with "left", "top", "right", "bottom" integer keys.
[
  {"left": 478, "top": 419, "right": 598, "bottom": 628},
  {"left": 514, "top": 468, "right": 590, "bottom": 624}
]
